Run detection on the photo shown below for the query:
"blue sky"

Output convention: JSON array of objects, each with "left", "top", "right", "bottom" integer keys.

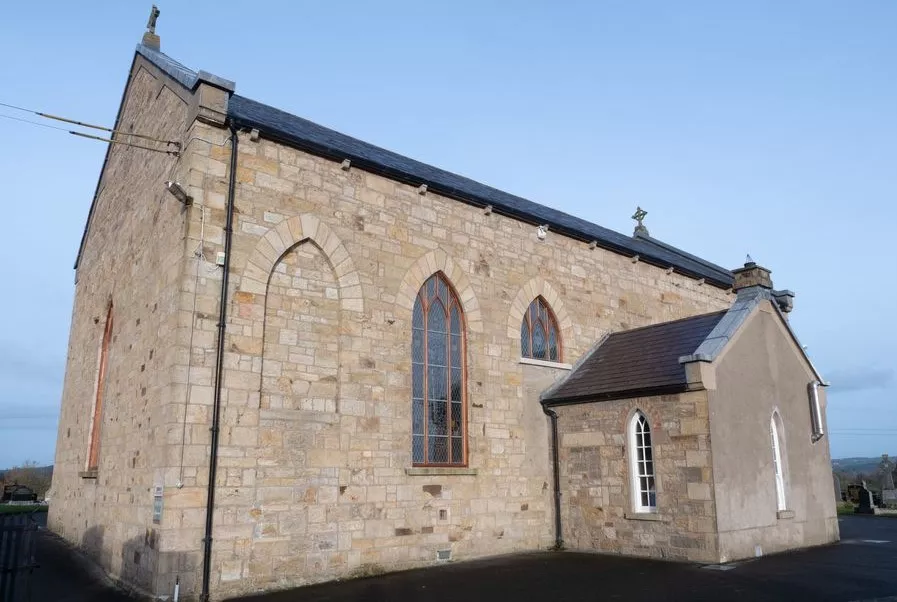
[{"left": 0, "top": 1, "right": 894, "bottom": 468}]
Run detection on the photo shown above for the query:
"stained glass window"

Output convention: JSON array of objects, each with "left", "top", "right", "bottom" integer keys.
[
  {"left": 521, "top": 297, "right": 561, "bottom": 361},
  {"left": 412, "top": 273, "right": 466, "bottom": 465}
]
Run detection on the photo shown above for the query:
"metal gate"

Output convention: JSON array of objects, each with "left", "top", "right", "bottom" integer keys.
[{"left": 0, "top": 513, "right": 38, "bottom": 602}]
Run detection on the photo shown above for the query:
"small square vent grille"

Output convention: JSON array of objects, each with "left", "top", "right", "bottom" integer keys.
[{"left": 436, "top": 549, "right": 451, "bottom": 561}]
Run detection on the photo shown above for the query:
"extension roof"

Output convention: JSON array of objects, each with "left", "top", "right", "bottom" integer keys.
[
  {"left": 542, "top": 285, "right": 826, "bottom": 405},
  {"left": 542, "top": 311, "right": 728, "bottom": 404},
  {"left": 76, "top": 44, "right": 736, "bottom": 290}
]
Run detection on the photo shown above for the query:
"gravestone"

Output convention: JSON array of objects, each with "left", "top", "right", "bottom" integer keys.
[
  {"left": 879, "top": 454, "right": 897, "bottom": 506},
  {"left": 855, "top": 484, "right": 875, "bottom": 514}
]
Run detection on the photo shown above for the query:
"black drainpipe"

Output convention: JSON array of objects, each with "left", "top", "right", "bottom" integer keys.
[
  {"left": 542, "top": 405, "right": 563, "bottom": 550},
  {"left": 200, "top": 120, "right": 238, "bottom": 602}
]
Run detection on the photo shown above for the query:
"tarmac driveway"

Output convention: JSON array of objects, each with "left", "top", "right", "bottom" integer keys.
[
  {"left": 231, "top": 516, "right": 897, "bottom": 602},
  {"left": 27, "top": 515, "right": 897, "bottom": 601}
]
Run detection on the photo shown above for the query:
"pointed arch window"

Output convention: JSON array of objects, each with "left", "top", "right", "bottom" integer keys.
[
  {"left": 629, "top": 411, "right": 657, "bottom": 512},
  {"left": 771, "top": 412, "right": 787, "bottom": 511},
  {"left": 88, "top": 304, "right": 113, "bottom": 471},
  {"left": 412, "top": 273, "right": 466, "bottom": 466},
  {"left": 520, "top": 297, "right": 561, "bottom": 361}
]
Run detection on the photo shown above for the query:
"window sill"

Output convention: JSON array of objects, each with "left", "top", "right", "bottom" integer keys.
[
  {"left": 79, "top": 470, "right": 98, "bottom": 480},
  {"left": 519, "top": 357, "right": 572, "bottom": 370},
  {"left": 405, "top": 467, "right": 478, "bottom": 477},
  {"left": 625, "top": 511, "right": 662, "bottom": 522},
  {"left": 777, "top": 510, "right": 795, "bottom": 520}
]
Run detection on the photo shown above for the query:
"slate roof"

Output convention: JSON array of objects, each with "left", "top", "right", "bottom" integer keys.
[
  {"left": 542, "top": 311, "right": 727, "bottom": 404},
  {"left": 94, "top": 45, "right": 735, "bottom": 289}
]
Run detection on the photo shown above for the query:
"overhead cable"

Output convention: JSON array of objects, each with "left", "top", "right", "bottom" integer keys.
[
  {"left": 0, "top": 100, "right": 181, "bottom": 148},
  {"left": 0, "top": 112, "right": 71, "bottom": 132},
  {"left": 70, "top": 131, "right": 179, "bottom": 156}
]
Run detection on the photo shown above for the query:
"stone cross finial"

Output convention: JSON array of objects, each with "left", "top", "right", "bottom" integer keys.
[
  {"left": 147, "top": 5, "right": 160, "bottom": 34},
  {"left": 142, "top": 5, "right": 161, "bottom": 50},
  {"left": 632, "top": 206, "right": 649, "bottom": 237}
]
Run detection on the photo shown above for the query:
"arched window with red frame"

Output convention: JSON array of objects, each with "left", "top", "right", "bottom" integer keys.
[
  {"left": 412, "top": 273, "right": 466, "bottom": 466},
  {"left": 88, "top": 303, "right": 113, "bottom": 471},
  {"left": 520, "top": 296, "right": 561, "bottom": 362}
]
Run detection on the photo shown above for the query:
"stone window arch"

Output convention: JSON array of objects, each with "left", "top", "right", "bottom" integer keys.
[
  {"left": 520, "top": 296, "right": 561, "bottom": 361},
  {"left": 506, "top": 277, "right": 573, "bottom": 361},
  {"left": 412, "top": 272, "right": 466, "bottom": 466}
]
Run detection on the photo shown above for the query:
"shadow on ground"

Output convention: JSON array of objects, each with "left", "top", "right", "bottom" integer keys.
[
  {"left": 24, "top": 515, "right": 897, "bottom": 602},
  {"left": 227, "top": 516, "right": 897, "bottom": 602},
  {"left": 31, "top": 526, "right": 138, "bottom": 602}
]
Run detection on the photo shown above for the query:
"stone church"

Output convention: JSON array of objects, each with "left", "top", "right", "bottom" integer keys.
[{"left": 50, "top": 25, "right": 838, "bottom": 602}]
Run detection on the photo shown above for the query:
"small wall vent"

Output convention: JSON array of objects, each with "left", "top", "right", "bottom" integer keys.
[{"left": 436, "top": 549, "right": 451, "bottom": 561}]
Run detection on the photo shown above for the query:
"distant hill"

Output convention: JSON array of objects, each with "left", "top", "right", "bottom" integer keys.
[
  {"left": 0, "top": 464, "right": 53, "bottom": 482},
  {"left": 833, "top": 456, "right": 894, "bottom": 476}
]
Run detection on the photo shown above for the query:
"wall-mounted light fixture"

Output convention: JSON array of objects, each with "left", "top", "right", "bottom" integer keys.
[
  {"left": 537, "top": 224, "right": 549, "bottom": 240},
  {"left": 165, "top": 181, "right": 193, "bottom": 205}
]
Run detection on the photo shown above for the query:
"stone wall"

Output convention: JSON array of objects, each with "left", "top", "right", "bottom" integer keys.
[
  {"left": 553, "top": 392, "right": 719, "bottom": 563},
  {"left": 54, "top": 48, "right": 738, "bottom": 597},
  {"left": 163, "top": 122, "right": 734, "bottom": 598},
  {"left": 50, "top": 55, "right": 195, "bottom": 594}
]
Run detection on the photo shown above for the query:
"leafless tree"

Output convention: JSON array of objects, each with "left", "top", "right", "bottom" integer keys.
[{"left": 3, "top": 460, "right": 52, "bottom": 499}]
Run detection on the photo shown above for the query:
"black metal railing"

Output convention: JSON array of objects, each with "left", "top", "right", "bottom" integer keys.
[{"left": 0, "top": 512, "right": 39, "bottom": 602}]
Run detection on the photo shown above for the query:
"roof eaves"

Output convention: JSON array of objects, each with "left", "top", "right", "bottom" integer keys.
[
  {"left": 542, "top": 383, "right": 690, "bottom": 407},
  {"left": 227, "top": 94, "right": 735, "bottom": 289},
  {"left": 90, "top": 47, "right": 734, "bottom": 288},
  {"left": 634, "top": 231, "right": 732, "bottom": 282}
]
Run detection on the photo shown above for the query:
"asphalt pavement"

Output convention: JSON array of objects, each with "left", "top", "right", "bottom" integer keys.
[
  {"left": 229, "top": 516, "right": 897, "bottom": 602},
  {"left": 25, "top": 515, "right": 897, "bottom": 602},
  {"left": 27, "top": 513, "right": 138, "bottom": 602}
]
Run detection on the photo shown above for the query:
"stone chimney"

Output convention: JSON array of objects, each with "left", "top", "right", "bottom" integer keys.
[
  {"left": 731, "top": 258, "right": 794, "bottom": 315},
  {"left": 732, "top": 260, "right": 772, "bottom": 292}
]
